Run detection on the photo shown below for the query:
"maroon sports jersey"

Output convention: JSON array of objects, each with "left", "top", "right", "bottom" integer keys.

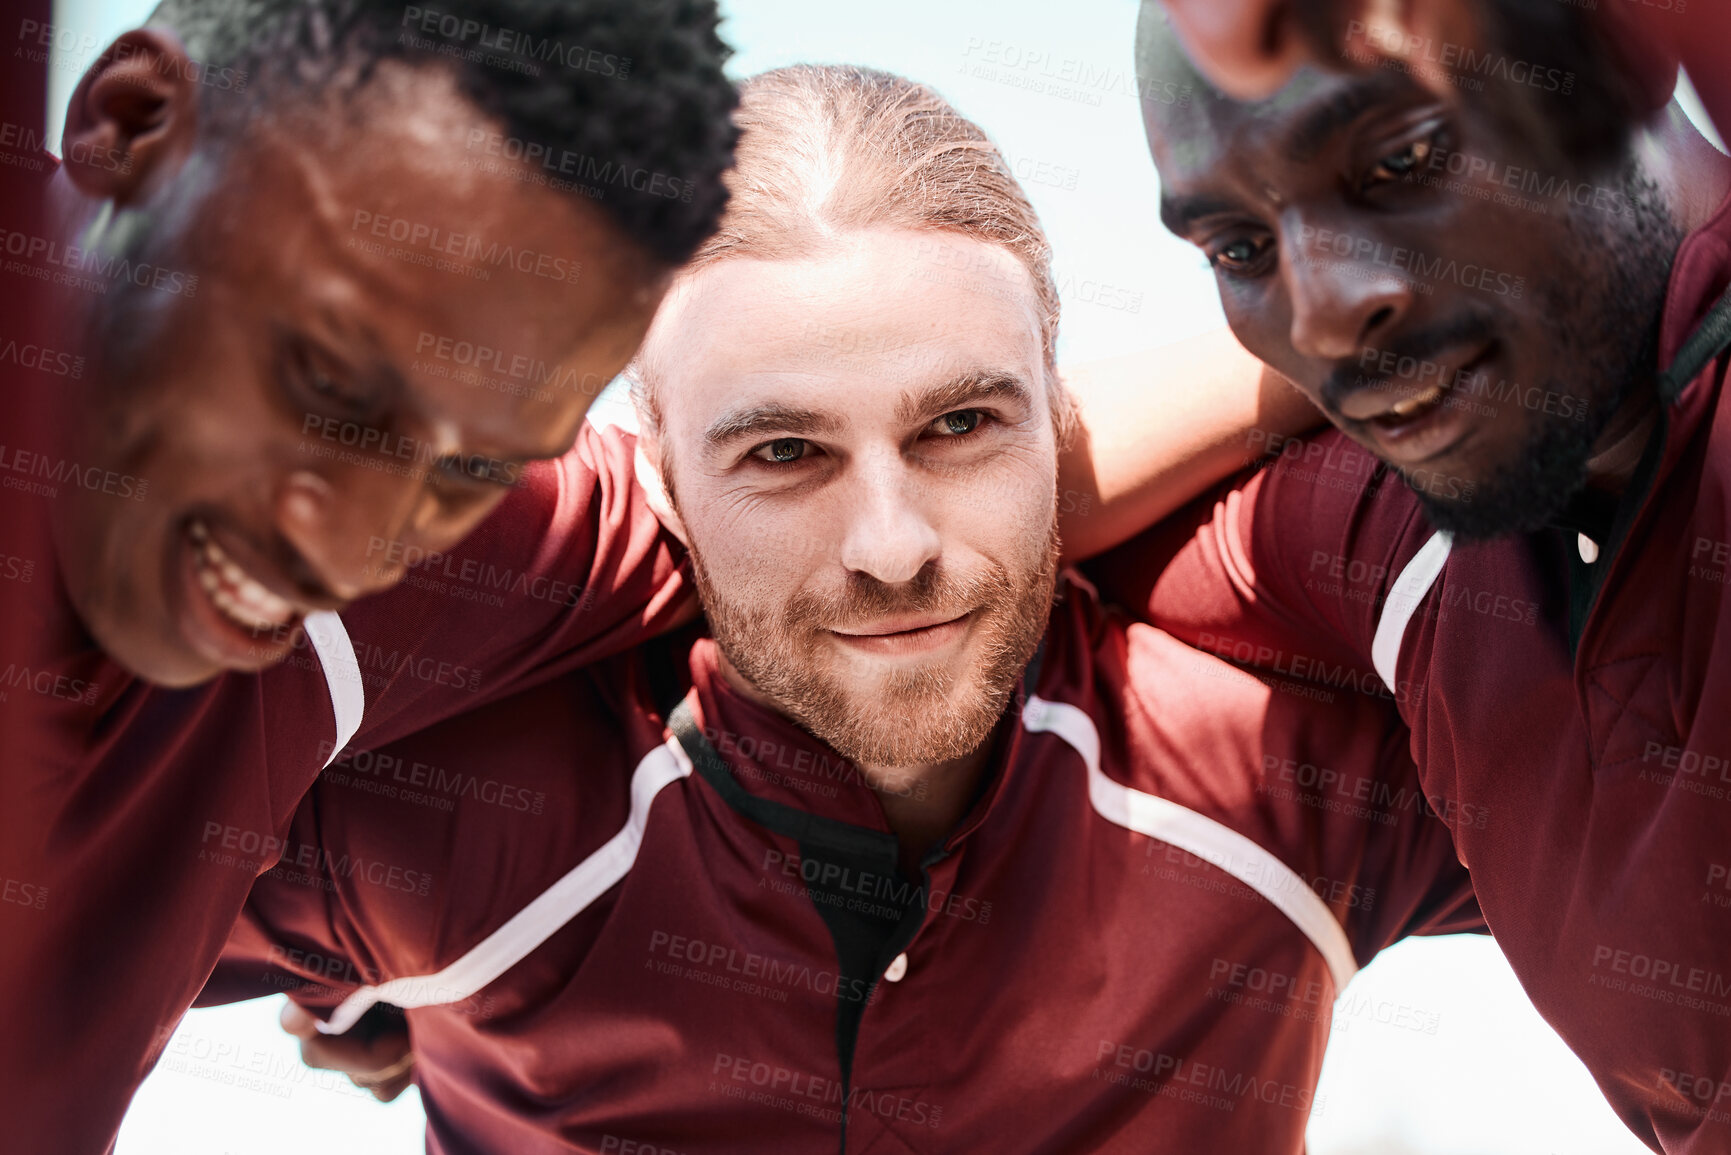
[
  {"left": 0, "top": 410, "right": 690, "bottom": 1153},
  {"left": 1091, "top": 189, "right": 1731, "bottom": 1152},
  {"left": 205, "top": 575, "right": 1481, "bottom": 1154}
]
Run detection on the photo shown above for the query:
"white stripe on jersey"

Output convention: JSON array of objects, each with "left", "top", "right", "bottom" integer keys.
[
  {"left": 319, "top": 734, "right": 694, "bottom": 1035},
  {"left": 1371, "top": 531, "right": 1452, "bottom": 693},
  {"left": 1022, "top": 694, "right": 1361, "bottom": 997},
  {"left": 304, "top": 611, "right": 364, "bottom": 769}
]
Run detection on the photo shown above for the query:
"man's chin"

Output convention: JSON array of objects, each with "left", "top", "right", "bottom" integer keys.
[
  {"left": 1402, "top": 423, "right": 1595, "bottom": 542},
  {"left": 85, "top": 612, "right": 225, "bottom": 688},
  {"left": 796, "top": 663, "right": 1015, "bottom": 769}
]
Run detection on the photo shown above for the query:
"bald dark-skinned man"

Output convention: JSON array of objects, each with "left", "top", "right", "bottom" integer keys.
[
  {"left": 1155, "top": 0, "right": 1729, "bottom": 158},
  {"left": 1090, "top": 6, "right": 1731, "bottom": 1151}
]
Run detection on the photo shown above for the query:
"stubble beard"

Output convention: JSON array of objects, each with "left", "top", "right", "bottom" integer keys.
[
  {"left": 689, "top": 523, "right": 1060, "bottom": 771},
  {"left": 1408, "top": 168, "right": 1684, "bottom": 541}
]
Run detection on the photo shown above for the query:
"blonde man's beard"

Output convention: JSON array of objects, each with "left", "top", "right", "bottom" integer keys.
[{"left": 689, "top": 523, "right": 1060, "bottom": 771}]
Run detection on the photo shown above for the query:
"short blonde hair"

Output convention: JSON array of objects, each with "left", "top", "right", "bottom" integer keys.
[{"left": 633, "top": 63, "right": 1072, "bottom": 443}]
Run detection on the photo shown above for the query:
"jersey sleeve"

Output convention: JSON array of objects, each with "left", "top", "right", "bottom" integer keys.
[
  {"left": 261, "top": 419, "right": 691, "bottom": 767},
  {"left": 195, "top": 794, "right": 378, "bottom": 1018},
  {"left": 1085, "top": 429, "right": 1437, "bottom": 703},
  {"left": 1344, "top": 726, "right": 1487, "bottom": 963}
]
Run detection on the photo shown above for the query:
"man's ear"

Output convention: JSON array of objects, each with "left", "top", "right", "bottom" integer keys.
[
  {"left": 634, "top": 433, "right": 689, "bottom": 548},
  {"left": 60, "top": 28, "right": 200, "bottom": 205}
]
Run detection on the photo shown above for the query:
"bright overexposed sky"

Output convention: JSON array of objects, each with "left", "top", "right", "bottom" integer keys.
[{"left": 37, "top": 0, "right": 1690, "bottom": 1151}]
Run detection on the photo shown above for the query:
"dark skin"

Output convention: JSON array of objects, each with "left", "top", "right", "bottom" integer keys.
[
  {"left": 42, "top": 29, "right": 669, "bottom": 687},
  {"left": 1140, "top": 26, "right": 1731, "bottom": 523},
  {"left": 1153, "top": 0, "right": 1693, "bottom": 126}
]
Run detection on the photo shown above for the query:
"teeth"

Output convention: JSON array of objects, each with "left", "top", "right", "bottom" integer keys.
[
  {"left": 1387, "top": 383, "right": 1446, "bottom": 420},
  {"left": 190, "top": 523, "right": 299, "bottom": 632}
]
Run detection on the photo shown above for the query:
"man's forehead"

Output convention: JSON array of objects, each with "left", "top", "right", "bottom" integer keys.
[
  {"left": 655, "top": 242, "right": 1043, "bottom": 424},
  {"left": 1152, "top": 67, "right": 1415, "bottom": 185}
]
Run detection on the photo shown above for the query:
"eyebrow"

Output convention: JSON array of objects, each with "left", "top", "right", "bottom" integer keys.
[
  {"left": 303, "top": 312, "right": 560, "bottom": 466},
  {"left": 701, "top": 369, "right": 1036, "bottom": 450},
  {"left": 303, "top": 309, "right": 413, "bottom": 409},
  {"left": 1285, "top": 74, "right": 1409, "bottom": 164},
  {"left": 704, "top": 403, "right": 846, "bottom": 448},
  {"left": 896, "top": 369, "right": 1034, "bottom": 424},
  {"left": 1159, "top": 192, "right": 1246, "bottom": 236}
]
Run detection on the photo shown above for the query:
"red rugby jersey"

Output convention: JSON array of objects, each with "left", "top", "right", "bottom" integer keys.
[
  {"left": 1090, "top": 190, "right": 1731, "bottom": 1152},
  {"left": 205, "top": 576, "right": 1481, "bottom": 1154},
  {"left": 0, "top": 415, "right": 690, "bottom": 1153}
]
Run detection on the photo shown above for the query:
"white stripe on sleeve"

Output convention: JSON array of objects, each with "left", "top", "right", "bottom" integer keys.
[
  {"left": 319, "top": 735, "right": 693, "bottom": 1035},
  {"left": 1023, "top": 695, "right": 1360, "bottom": 996},
  {"left": 1369, "top": 531, "right": 1452, "bottom": 693}
]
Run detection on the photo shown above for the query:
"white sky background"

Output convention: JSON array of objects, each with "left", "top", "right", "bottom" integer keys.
[{"left": 38, "top": 0, "right": 1697, "bottom": 1150}]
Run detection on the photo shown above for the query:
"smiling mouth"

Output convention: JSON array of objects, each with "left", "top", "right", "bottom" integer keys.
[
  {"left": 1370, "top": 380, "right": 1450, "bottom": 427},
  {"left": 831, "top": 612, "right": 970, "bottom": 639},
  {"left": 825, "top": 611, "right": 974, "bottom": 656},
  {"left": 188, "top": 519, "right": 302, "bottom": 633},
  {"left": 1355, "top": 346, "right": 1495, "bottom": 432}
]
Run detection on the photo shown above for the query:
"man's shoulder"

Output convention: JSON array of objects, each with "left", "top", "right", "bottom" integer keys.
[
  {"left": 283, "top": 658, "right": 662, "bottom": 970},
  {"left": 1245, "top": 427, "right": 1426, "bottom": 546},
  {"left": 1043, "top": 574, "right": 1398, "bottom": 784}
]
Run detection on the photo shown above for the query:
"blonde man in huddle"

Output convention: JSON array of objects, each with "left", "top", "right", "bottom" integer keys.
[{"left": 204, "top": 66, "right": 1476, "bottom": 1153}]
